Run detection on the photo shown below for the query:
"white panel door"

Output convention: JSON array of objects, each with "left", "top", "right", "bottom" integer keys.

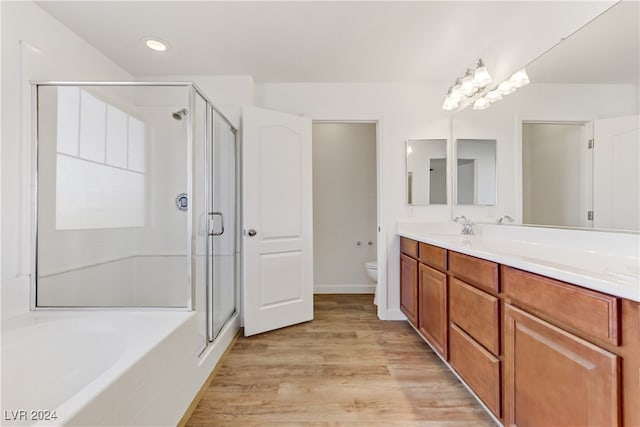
[
  {"left": 593, "top": 115, "right": 640, "bottom": 230},
  {"left": 242, "top": 106, "right": 313, "bottom": 336}
]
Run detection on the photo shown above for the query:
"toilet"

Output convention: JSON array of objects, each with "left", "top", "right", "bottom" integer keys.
[{"left": 365, "top": 261, "right": 378, "bottom": 282}]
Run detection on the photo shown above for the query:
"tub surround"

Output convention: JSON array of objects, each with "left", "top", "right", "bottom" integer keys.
[
  {"left": 398, "top": 222, "right": 640, "bottom": 426},
  {"left": 397, "top": 222, "right": 639, "bottom": 301}
]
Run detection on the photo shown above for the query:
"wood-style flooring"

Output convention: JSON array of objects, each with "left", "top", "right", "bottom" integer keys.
[{"left": 186, "top": 294, "right": 494, "bottom": 426}]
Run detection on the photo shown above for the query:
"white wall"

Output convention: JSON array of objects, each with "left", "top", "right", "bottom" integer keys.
[
  {"left": 1, "top": 0, "right": 133, "bottom": 316},
  {"left": 312, "top": 123, "right": 377, "bottom": 293}
]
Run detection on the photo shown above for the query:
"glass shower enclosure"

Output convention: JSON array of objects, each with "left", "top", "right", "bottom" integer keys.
[{"left": 32, "top": 82, "right": 239, "bottom": 351}]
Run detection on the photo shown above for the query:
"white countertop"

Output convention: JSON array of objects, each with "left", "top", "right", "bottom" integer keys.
[{"left": 397, "top": 222, "right": 640, "bottom": 302}]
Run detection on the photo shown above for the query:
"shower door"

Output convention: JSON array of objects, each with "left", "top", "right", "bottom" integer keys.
[
  {"left": 193, "top": 91, "right": 238, "bottom": 354},
  {"left": 209, "top": 110, "right": 238, "bottom": 340}
]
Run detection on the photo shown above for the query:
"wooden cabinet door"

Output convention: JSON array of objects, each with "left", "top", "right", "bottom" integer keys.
[
  {"left": 400, "top": 253, "right": 418, "bottom": 326},
  {"left": 418, "top": 264, "right": 448, "bottom": 358},
  {"left": 505, "top": 305, "right": 620, "bottom": 427}
]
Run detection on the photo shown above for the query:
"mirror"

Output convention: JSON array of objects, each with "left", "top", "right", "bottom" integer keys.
[
  {"left": 406, "top": 139, "right": 447, "bottom": 205},
  {"left": 456, "top": 139, "right": 496, "bottom": 205},
  {"left": 452, "top": 1, "right": 639, "bottom": 231}
]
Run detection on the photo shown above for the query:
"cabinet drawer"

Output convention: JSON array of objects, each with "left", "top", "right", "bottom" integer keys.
[
  {"left": 502, "top": 266, "right": 619, "bottom": 345},
  {"left": 400, "top": 237, "right": 419, "bottom": 258},
  {"left": 449, "top": 251, "right": 499, "bottom": 293},
  {"left": 419, "top": 242, "right": 447, "bottom": 271},
  {"left": 449, "top": 323, "right": 501, "bottom": 417},
  {"left": 449, "top": 278, "right": 500, "bottom": 355}
]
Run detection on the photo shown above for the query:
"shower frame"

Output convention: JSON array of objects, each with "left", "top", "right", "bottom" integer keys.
[{"left": 29, "top": 81, "right": 239, "bottom": 327}]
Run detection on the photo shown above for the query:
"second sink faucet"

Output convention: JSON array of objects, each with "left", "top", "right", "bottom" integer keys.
[{"left": 454, "top": 216, "right": 474, "bottom": 235}]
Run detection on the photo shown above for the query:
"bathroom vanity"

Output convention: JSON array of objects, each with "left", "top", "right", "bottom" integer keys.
[{"left": 398, "top": 223, "right": 640, "bottom": 427}]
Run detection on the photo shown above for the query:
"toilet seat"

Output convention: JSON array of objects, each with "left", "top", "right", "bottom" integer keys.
[{"left": 365, "top": 261, "right": 377, "bottom": 270}]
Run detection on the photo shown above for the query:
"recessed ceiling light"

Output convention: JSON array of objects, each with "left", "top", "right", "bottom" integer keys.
[{"left": 143, "top": 38, "right": 168, "bottom": 52}]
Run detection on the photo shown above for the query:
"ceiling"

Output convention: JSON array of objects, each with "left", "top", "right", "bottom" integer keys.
[
  {"left": 528, "top": 0, "right": 639, "bottom": 85},
  {"left": 35, "top": 1, "right": 624, "bottom": 86}
]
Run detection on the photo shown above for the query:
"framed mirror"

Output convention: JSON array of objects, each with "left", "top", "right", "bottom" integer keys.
[
  {"left": 456, "top": 139, "right": 496, "bottom": 206},
  {"left": 406, "top": 139, "right": 447, "bottom": 205}
]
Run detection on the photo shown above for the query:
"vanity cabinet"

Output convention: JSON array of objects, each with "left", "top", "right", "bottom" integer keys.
[
  {"left": 417, "top": 256, "right": 448, "bottom": 358},
  {"left": 399, "top": 239, "right": 640, "bottom": 426},
  {"left": 400, "top": 238, "right": 419, "bottom": 326},
  {"left": 447, "top": 253, "right": 501, "bottom": 417}
]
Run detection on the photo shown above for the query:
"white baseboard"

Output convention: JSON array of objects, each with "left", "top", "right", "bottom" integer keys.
[
  {"left": 385, "top": 308, "right": 407, "bottom": 321},
  {"left": 314, "top": 284, "right": 376, "bottom": 294}
]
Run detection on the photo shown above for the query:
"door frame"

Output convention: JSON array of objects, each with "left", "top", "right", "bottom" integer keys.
[{"left": 312, "top": 118, "right": 387, "bottom": 320}]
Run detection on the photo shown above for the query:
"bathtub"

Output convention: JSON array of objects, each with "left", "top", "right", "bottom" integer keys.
[{"left": 1, "top": 309, "right": 238, "bottom": 426}]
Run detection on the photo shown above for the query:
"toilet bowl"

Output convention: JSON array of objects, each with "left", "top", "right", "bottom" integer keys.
[{"left": 365, "top": 261, "right": 378, "bottom": 283}]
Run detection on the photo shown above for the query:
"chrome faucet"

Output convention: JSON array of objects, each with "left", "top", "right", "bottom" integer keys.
[
  {"left": 454, "top": 216, "right": 474, "bottom": 235},
  {"left": 497, "top": 215, "right": 514, "bottom": 224}
]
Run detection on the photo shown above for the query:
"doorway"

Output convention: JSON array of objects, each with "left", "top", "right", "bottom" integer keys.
[
  {"left": 311, "top": 122, "right": 378, "bottom": 297},
  {"left": 522, "top": 122, "right": 589, "bottom": 227}
]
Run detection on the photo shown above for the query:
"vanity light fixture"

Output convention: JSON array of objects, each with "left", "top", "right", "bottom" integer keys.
[
  {"left": 442, "top": 59, "right": 492, "bottom": 111},
  {"left": 447, "top": 66, "right": 530, "bottom": 112}
]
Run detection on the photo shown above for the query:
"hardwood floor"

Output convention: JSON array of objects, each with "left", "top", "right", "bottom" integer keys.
[{"left": 186, "top": 294, "right": 494, "bottom": 426}]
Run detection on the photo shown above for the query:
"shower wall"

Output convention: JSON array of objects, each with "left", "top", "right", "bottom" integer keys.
[{"left": 36, "top": 85, "right": 190, "bottom": 307}]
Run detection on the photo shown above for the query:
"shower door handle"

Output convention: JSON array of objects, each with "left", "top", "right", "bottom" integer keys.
[{"left": 208, "top": 212, "right": 224, "bottom": 236}]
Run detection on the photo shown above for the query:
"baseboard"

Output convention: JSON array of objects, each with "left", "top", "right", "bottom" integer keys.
[
  {"left": 385, "top": 308, "right": 407, "bottom": 321},
  {"left": 314, "top": 284, "right": 376, "bottom": 294}
]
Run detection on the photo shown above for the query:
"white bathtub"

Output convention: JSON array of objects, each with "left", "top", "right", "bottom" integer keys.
[{"left": 1, "top": 310, "right": 203, "bottom": 426}]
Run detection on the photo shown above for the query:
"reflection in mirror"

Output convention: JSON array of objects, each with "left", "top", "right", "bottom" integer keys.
[
  {"left": 406, "top": 139, "right": 447, "bottom": 205},
  {"left": 456, "top": 139, "right": 496, "bottom": 205},
  {"left": 523, "top": 122, "right": 591, "bottom": 228},
  {"left": 520, "top": 0, "right": 639, "bottom": 231}
]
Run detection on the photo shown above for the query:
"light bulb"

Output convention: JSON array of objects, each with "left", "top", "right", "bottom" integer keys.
[
  {"left": 498, "top": 80, "right": 516, "bottom": 95},
  {"left": 510, "top": 68, "right": 530, "bottom": 88},
  {"left": 485, "top": 89, "right": 503, "bottom": 103},
  {"left": 450, "top": 79, "right": 464, "bottom": 103},
  {"left": 143, "top": 37, "right": 169, "bottom": 52},
  {"left": 442, "top": 93, "right": 459, "bottom": 111},
  {"left": 460, "top": 70, "right": 478, "bottom": 97},
  {"left": 473, "top": 59, "right": 492, "bottom": 88},
  {"left": 473, "top": 97, "right": 490, "bottom": 110}
]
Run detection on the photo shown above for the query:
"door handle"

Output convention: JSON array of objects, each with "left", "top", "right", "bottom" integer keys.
[
  {"left": 209, "top": 212, "right": 224, "bottom": 236},
  {"left": 247, "top": 229, "right": 257, "bottom": 237}
]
